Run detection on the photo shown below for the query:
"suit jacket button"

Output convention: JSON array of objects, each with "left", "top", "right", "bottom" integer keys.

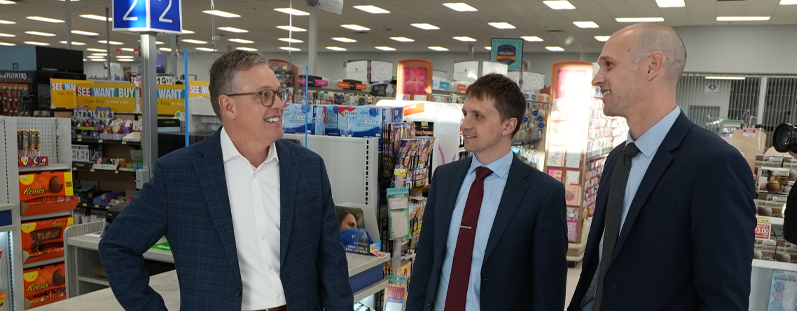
[
  {"left": 235, "top": 289, "right": 241, "bottom": 297},
  {"left": 435, "top": 268, "right": 440, "bottom": 274},
  {"left": 483, "top": 278, "right": 487, "bottom": 282},
  {"left": 428, "top": 302, "right": 433, "bottom": 307}
]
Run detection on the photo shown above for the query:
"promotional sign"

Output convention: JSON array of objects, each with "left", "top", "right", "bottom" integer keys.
[
  {"left": 491, "top": 38, "right": 524, "bottom": 71},
  {"left": 403, "top": 67, "right": 427, "bottom": 95},
  {"left": 453, "top": 61, "right": 479, "bottom": 82},
  {"left": 156, "top": 84, "right": 185, "bottom": 115},
  {"left": 76, "top": 82, "right": 136, "bottom": 112},
  {"left": 370, "top": 60, "right": 393, "bottom": 84},
  {"left": 307, "top": 0, "right": 343, "bottom": 14},
  {"left": 156, "top": 75, "right": 175, "bottom": 84},
  {"left": 113, "top": 0, "right": 183, "bottom": 33},
  {"left": 346, "top": 60, "right": 369, "bottom": 83},
  {"left": 51, "top": 79, "right": 92, "bottom": 108},
  {"left": 188, "top": 81, "right": 210, "bottom": 98},
  {"left": 755, "top": 222, "right": 771, "bottom": 240}
]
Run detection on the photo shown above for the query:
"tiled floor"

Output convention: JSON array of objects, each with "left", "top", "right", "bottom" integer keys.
[{"left": 565, "top": 263, "right": 583, "bottom": 310}]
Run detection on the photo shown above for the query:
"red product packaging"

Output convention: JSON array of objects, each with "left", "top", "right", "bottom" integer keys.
[
  {"left": 23, "top": 263, "right": 66, "bottom": 298},
  {"left": 18, "top": 171, "right": 74, "bottom": 202},
  {"left": 20, "top": 217, "right": 73, "bottom": 264}
]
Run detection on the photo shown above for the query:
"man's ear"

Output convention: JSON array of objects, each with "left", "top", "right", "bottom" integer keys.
[
  {"left": 647, "top": 51, "right": 665, "bottom": 81},
  {"left": 219, "top": 95, "right": 237, "bottom": 120},
  {"left": 503, "top": 117, "right": 518, "bottom": 137}
]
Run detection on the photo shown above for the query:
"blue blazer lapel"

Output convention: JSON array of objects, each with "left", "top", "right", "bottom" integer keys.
[
  {"left": 484, "top": 155, "right": 530, "bottom": 261},
  {"left": 434, "top": 158, "right": 471, "bottom": 259},
  {"left": 276, "top": 140, "right": 297, "bottom": 267},
  {"left": 193, "top": 129, "right": 241, "bottom": 277},
  {"left": 612, "top": 112, "right": 692, "bottom": 261}
]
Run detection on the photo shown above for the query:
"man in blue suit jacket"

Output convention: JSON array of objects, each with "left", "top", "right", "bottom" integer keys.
[
  {"left": 99, "top": 51, "right": 353, "bottom": 310},
  {"left": 406, "top": 74, "right": 568, "bottom": 311},
  {"left": 569, "top": 23, "right": 756, "bottom": 311}
]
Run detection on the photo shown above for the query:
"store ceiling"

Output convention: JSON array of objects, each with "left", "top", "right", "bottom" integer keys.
[{"left": 0, "top": 0, "right": 794, "bottom": 59}]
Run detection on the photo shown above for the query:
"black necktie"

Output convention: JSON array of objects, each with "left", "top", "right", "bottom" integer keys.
[{"left": 585, "top": 142, "right": 640, "bottom": 311}]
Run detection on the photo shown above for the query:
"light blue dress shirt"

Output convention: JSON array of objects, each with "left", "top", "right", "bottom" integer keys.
[
  {"left": 583, "top": 106, "right": 681, "bottom": 310},
  {"left": 434, "top": 150, "right": 514, "bottom": 311}
]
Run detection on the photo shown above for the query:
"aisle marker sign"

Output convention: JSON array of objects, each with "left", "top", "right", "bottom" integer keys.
[{"left": 113, "top": 0, "right": 183, "bottom": 34}]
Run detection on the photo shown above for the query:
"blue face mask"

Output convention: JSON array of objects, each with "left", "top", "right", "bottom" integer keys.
[{"left": 341, "top": 228, "right": 360, "bottom": 246}]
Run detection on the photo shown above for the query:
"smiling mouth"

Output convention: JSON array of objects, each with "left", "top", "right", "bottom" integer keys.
[
  {"left": 464, "top": 134, "right": 476, "bottom": 139},
  {"left": 265, "top": 117, "right": 280, "bottom": 123},
  {"left": 601, "top": 90, "right": 611, "bottom": 97}
]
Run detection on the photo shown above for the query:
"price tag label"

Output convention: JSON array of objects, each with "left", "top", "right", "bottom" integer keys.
[
  {"left": 394, "top": 168, "right": 406, "bottom": 177},
  {"left": 98, "top": 139, "right": 104, "bottom": 143},
  {"left": 755, "top": 223, "right": 772, "bottom": 240},
  {"left": 757, "top": 217, "right": 771, "bottom": 223}
]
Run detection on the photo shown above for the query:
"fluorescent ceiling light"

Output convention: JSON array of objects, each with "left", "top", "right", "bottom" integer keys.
[
  {"left": 202, "top": 10, "right": 240, "bottom": 18},
  {"left": 274, "top": 7, "right": 310, "bottom": 16},
  {"left": 484, "top": 46, "right": 491, "bottom": 50},
  {"left": 159, "top": 47, "right": 173, "bottom": 52},
  {"left": 228, "top": 38, "right": 253, "bottom": 44},
  {"left": 411, "top": 23, "right": 440, "bottom": 30},
  {"left": 91, "top": 53, "right": 107, "bottom": 56},
  {"left": 181, "top": 29, "right": 195, "bottom": 34},
  {"left": 71, "top": 30, "right": 99, "bottom": 36},
  {"left": 717, "top": 16, "right": 770, "bottom": 21},
  {"left": 443, "top": 2, "right": 478, "bottom": 11},
  {"left": 0, "top": 42, "right": 15, "bottom": 46},
  {"left": 90, "top": 59, "right": 106, "bottom": 62},
  {"left": 521, "top": 36, "right": 543, "bottom": 42},
  {"left": 326, "top": 46, "right": 347, "bottom": 51},
  {"left": 0, "top": 1, "right": 15, "bottom": 4},
  {"left": 543, "top": 1, "right": 576, "bottom": 10},
  {"left": 453, "top": 36, "right": 476, "bottom": 42},
  {"left": 196, "top": 47, "right": 216, "bottom": 52},
  {"left": 0, "top": 19, "right": 14, "bottom": 24},
  {"left": 88, "top": 55, "right": 106, "bottom": 58},
  {"left": 375, "top": 46, "right": 396, "bottom": 51},
  {"left": 98, "top": 40, "right": 123, "bottom": 45},
  {"left": 156, "top": 41, "right": 164, "bottom": 44},
  {"left": 25, "top": 31, "right": 56, "bottom": 37},
  {"left": 117, "top": 59, "right": 135, "bottom": 62},
  {"left": 390, "top": 37, "right": 414, "bottom": 42},
  {"left": 546, "top": 46, "right": 565, "bottom": 51},
  {"left": 181, "top": 39, "right": 208, "bottom": 44},
  {"left": 574, "top": 21, "right": 599, "bottom": 28},
  {"left": 781, "top": 0, "right": 797, "bottom": 4},
  {"left": 58, "top": 0, "right": 80, "bottom": 1},
  {"left": 353, "top": 5, "right": 390, "bottom": 14},
  {"left": 656, "top": 0, "right": 685, "bottom": 7},
  {"left": 595, "top": 36, "right": 611, "bottom": 42},
  {"left": 0, "top": 33, "right": 14, "bottom": 37},
  {"left": 86, "top": 48, "right": 106, "bottom": 52},
  {"left": 279, "top": 38, "right": 303, "bottom": 43},
  {"left": 27, "top": 16, "right": 64, "bottom": 23},
  {"left": 341, "top": 24, "right": 371, "bottom": 31},
  {"left": 488, "top": 22, "right": 515, "bottom": 29},
  {"left": 277, "top": 25, "right": 306, "bottom": 32},
  {"left": 616, "top": 17, "right": 664, "bottom": 22},
  {"left": 705, "top": 76, "right": 745, "bottom": 80},
  {"left": 116, "top": 56, "right": 134, "bottom": 58},
  {"left": 428, "top": 46, "right": 449, "bottom": 51},
  {"left": 332, "top": 37, "right": 356, "bottom": 43},
  {"left": 280, "top": 46, "right": 301, "bottom": 51},
  {"left": 60, "top": 41, "right": 85, "bottom": 45},
  {"left": 217, "top": 26, "right": 248, "bottom": 33},
  {"left": 25, "top": 41, "right": 50, "bottom": 46},
  {"left": 236, "top": 47, "right": 258, "bottom": 51},
  {"left": 80, "top": 14, "right": 111, "bottom": 21},
  {"left": 121, "top": 48, "right": 135, "bottom": 52}
]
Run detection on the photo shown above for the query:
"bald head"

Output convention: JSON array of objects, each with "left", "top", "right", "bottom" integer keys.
[{"left": 619, "top": 23, "right": 687, "bottom": 85}]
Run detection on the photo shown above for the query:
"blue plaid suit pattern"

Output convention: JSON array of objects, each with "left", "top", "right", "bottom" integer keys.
[{"left": 99, "top": 129, "right": 353, "bottom": 311}]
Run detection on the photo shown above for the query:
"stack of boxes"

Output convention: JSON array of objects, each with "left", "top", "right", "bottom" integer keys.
[{"left": 282, "top": 104, "right": 404, "bottom": 140}]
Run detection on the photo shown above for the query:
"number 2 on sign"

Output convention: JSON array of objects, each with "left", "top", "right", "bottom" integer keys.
[
  {"left": 159, "top": 0, "right": 172, "bottom": 23},
  {"left": 123, "top": 0, "right": 138, "bottom": 21},
  {"left": 755, "top": 223, "right": 771, "bottom": 240}
]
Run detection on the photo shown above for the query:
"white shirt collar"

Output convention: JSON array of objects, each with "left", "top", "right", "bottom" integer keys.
[
  {"left": 220, "top": 127, "right": 279, "bottom": 165},
  {"left": 627, "top": 106, "right": 681, "bottom": 158}
]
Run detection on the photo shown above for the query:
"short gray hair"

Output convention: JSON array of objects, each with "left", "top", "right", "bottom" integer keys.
[
  {"left": 208, "top": 50, "right": 270, "bottom": 119},
  {"left": 630, "top": 23, "right": 687, "bottom": 84}
]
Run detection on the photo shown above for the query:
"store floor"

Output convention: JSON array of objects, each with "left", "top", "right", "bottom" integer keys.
[{"left": 565, "top": 263, "right": 583, "bottom": 309}]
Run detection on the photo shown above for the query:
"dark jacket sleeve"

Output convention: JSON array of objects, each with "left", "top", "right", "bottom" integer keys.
[
  {"left": 531, "top": 183, "right": 568, "bottom": 310},
  {"left": 784, "top": 185, "right": 797, "bottom": 244},
  {"left": 406, "top": 168, "right": 440, "bottom": 311}
]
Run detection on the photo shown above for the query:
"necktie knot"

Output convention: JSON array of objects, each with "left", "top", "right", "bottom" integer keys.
[
  {"left": 623, "top": 143, "right": 640, "bottom": 158},
  {"left": 475, "top": 166, "right": 493, "bottom": 180}
]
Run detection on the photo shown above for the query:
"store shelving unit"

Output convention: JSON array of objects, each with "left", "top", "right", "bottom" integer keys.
[
  {"left": 0, "top": 203, "right": 20, "bottom": 311},
  {"left": 750, "top": 215, "right": 792, "bottom": 311}
]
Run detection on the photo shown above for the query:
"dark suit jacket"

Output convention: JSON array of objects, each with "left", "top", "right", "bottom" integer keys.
[
  {"left": 568, "top": 112, "right": 756, "bottom": 311},
  {"left": 407, "top": 155, "right": 568, "bottom": 311},
  {"left": 98, "top": 129, "right": 353, "bottom": 311}
]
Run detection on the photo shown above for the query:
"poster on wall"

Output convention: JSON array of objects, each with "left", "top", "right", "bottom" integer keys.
[
  {"left": 51, "top": 79, "right": 92, "bottom": 108},
  {"left": 491, "top": 38, "right": 524, "bottom": 71},
  {"left": 371, "top": 60, "right": 393, "bottom": 83},
  {"left": 403, "top": 67, "right": 427, "bottom": 95},
  {"left": 75, "top": 82, "right": 136, "bottom": 112}
]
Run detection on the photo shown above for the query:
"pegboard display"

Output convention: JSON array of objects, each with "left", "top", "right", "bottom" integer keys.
[
  {"left": 14, "top": 118, "right": 60, "bottom": 163},
  {"left": 0, "top": 231, "right": 12, "bottom": 311}
]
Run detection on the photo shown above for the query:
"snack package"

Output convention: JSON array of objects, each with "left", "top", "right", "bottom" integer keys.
[
  {"left": 18, "top": 172, "right": 73, "bottom": 202},
  {"left": 23, "top": 263, "right": 66, "bottom": 298},
  {"left": 20, "top": 217, "right": 73, "bottom": 263}
]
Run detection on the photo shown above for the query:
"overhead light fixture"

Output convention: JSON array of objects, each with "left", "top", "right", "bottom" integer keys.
[
  {"left": 196, "top": 47, "right": 216, "bottom": 52},
  {"left": 27, "top": 16, "right": 64, "bottom": 23},
  {"left": 0, "top": 19, "right": 14, "bottom": 24},
  {"left": 488, "top": 22, "right": 515, "bottom": 29},
  {"left": 121, "top": 47, "right": 135, "bottom": 51},
  {"left": 80, "top": 14, "right": 112, "bottom": 21},
  {"left": 546, "top": 46, "right": 565, "bottom": 51},
  {"left": 201, "top": 10, "right": 240, "bottom": 18},
  {"left": 117, "top": 59, "right": 135, "bottom": 62},
  {"left": 217, "top": 26, "right": 248, "bottom": 33},
  {"left": 25, "top": 31, "right": 56, "bottom": 37},
  {"left": 159, "top": 47, "right": 173, "bottom": 52},
  {"left": 60, "top": 41, "right": 86, "bottom": 45},
  {"left": 91, "top": 53, "right": 107, "bottom": 56},
  {"left": 116, "top": 56, "right": 134, "bottom": 59},
  {"left": 236, "top": 47, "right": 258, "bottom": 51},
  {"left": 443, "top": 2, "right": 478, "bottom": 11},
  {"left": 71, "top": 30, "right": 99, "bottom": 36},
  {"left": 274, "top": 7, "right": 310, "bottom": 16},
  {"left": 594, "top": 36, "right": 611, "bottom": 42},
  {"left": 341, "top": 24, "right": 371, "bottom": 31},
  {"left": 280, "top": 46, "right": 301, "bottom": 51},
  {"left": 90, "top": 59, "right": 106, "bottom": 62},
  {"left": 353, "top": 5, "right": 390, "bottom": 14},
  {"left": 390, "top": 37, "right": 414, "bottom": 42},
  {"left": 375, "top": 46, "right": 396, "bottom": 51},
  {"left": 279, "top": 38, "right": 303, "bottom": 43},
  {"left": 332, "top": 37, "right": 356, "bottom": 43},
  {"left": 25, "top": 41, "right": 50, "bottom": 46},
  {"left": 0, "top": 33, "right": 14, "bottom": 37},
  {"left": 543, "top": 1, "right": 576, "bottom": 10},
  {"left": 181, "top": 29, "right": 195, "bottom": 34},
  {"left": 86, "top": 48, "right": 106, "bottom": 52},
  {"left": 228, "top": 38, "right": 253, "bottom": 44},
  {"left": 616, "top": 17, "right": 665, "bottom": 22},
  {"left": 656, "top": 0, "right": 685, "bottom": 7},
  {"left": 573, "top": 21, "right": 599, "bottom": 28},
  {"left": 781, "top": 0, "right": 797, "bottom": 4},
  {"left": 88, "top": 54, "right": 106, "bottom": 58},
  {"left": 484, "top": 46, "right": 491, "bottom": 50},
  {"left": 705, "top": 76, "right": 745, "bottom": 80},
  {"left": 411, "top": 23, "right": 440, "bottom": 30},
  {"left": 326, "top": 46, "right": 347, "bottom": 51},
  {"left": 156, "top": 41, "right": 164, "bottom": 44},
  {"left": 521, "top": 36, "right": 543, "bottom": 42},
  {"left": 0, "top": 42, "right": 16, "bottom": 46},
  {"left": 717, "top": 16, "right": 770, "bottom": 21},
  {"left": 276, "top": 25, "right": 306, "bottom": 32},
  {"left": 181, "top": 39, "right": 208, "bottom": 44},
  {"left": 98, "top": 40, "right": 123, "bottom": 45},
  {"left": 453, "top": 36, "right": 476, "bottom": 42},
  {"left": 428, "top": 46, "right": 449, "bottom": 51},
  {"left": 0, "top": 1, "right": 15, "bottom": 4}
]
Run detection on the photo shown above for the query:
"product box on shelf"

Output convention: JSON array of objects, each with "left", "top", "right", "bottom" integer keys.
[
  {"left": 339, "top": 106, "right": 382, "bottom": 138},
  {"left": 757, "top": 192, "right": 788, "bottom": 218},
  {"left": 756, "top": 154, "right": 785, "bottom": 168},
  {"left": 282, "top": 104, "right": 324, "bottom": 135},
  {"left": 20, "top": 216, "right": 73, "bottom": 264},
  {"left": 757, "top": 167, "right": 795, "bottom": 195},
  {"left": 767, "top": 269, "right": 797, "bottom": 311},
  {"left": 19, "top": 171, "right": 74, "bottom": 202},
  {"left": 23, "top": 262, "right": 66, "bottom": 298},
  {"left": 26, "top": 288, "right": 66, "bottom": 309},
  {"left": 322, "top": 105, "right": 340, "bottom": 136}
]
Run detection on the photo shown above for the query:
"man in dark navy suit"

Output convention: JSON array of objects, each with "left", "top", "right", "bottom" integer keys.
[
  {"left": 569, "top": 23, "right": 756, "bottom": 311},
  {"left": 406, "top": 73, "right": 568, "bottom": 311},
  {"left": 99, "top": 50, "right": 352, "bottom": 311}
]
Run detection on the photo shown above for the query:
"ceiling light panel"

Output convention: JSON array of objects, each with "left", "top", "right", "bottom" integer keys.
[
  {"left": 543, "top": 1, "right": 575, "bottom": 10},
  {"left": 546, "top": 46, "right": 565, "bottom": 51},
  {"left": 98, "top": 40, "right": 123, "bottom": 45},
  {"left": 80, "top": 14, "right": 111, "bottom": 21},
  {"left": 236, "top": 47, "right": 258, "bottom": 51},
  {"left": 25, "top": 41, "right": 49, "bottom": 46},
  {"left": 488, "top": 22, "right": 515, "bottom": 29},
  {"left": 353, "top": 5, "right": 390, "bottom": 14},
  {"left": 274, "top": 8, "right": 310, "bottom": 16},
  {"left": 276, "top": 25, "right": 306, "bottom": 32},
  {"left": 181, "top": 29, "right": 195, "bottom": 34},
  {"left": 521, "top": 36, "right": 543, "bottom": 42},
  {"left": 428, "top": 46, "right": 449, "bottom": 51},
  {"left": 71, "top": 30, "right": 99, "bottom": 36},
  {"left": 717, "top": 16, "right": 770, "bottom": 21},
  {"left": 0, "top": 1, "right": 15, "bottom": 4},
  {"left": 594, "top": 36, "right": 610, "bottom": 42},
  {"left": 341, "top": 24, "right": 371, "bottom": 31},
  {"left": 228, "top": 38, "right": 253, "bottom": 44},
  {"left": 181, "top": 39, "right": 208, "bottom": 44},
  {"left": 27, "top": 16, "right": 64, "bottom": 23},
  {"left": 25, "top": 31, "right": 56, "bottom": 37},
  {"left": 0, "top": 42, "right": 15, "bottom": 46},
  {"left": 279, "top": 38, "right": 303, "bottom": 43},
  {"left": 781, "top": 0, "right": 797, "bottom": 4},
  {"left": 86, "top": 48, "right": 106, "bottom": 52},
  {"left": 196, "top": 47, "right": 216, "bottom": 51},
  {"left": 484, "top": 46, "right": 491, "bottom": 50},
  {"left": 375, "top": 46, "right": 396, "bottom": 51},
  {"left": 280, "top": 47, "right": 301, "bottom": 51},
  {"left": 332, "top": 37, "right": 356, "bottom": 43},
  {"left": 60, "top": 41, "right": 85, "bottom": 45},
  {"left": 0, "top": 33, "right": 14, "bottom": 37},
  {"left": 326, "top": 46, "right": 347, "bottom": 51},
  {"left": 616, "top": 17, "right": 665, "bottom": 22},
  {"left": 217, "top": 27, "right": 248, "bottom": 33},
  {"left": 453, "top": 36, "right": 476, "bottom": 42},
  {"left": 443, "top": 2, "right": 478, "bottom": 11},
  {"left": 656, "top": 0, "right": 685, "bottom": 7},
  {"left": 201, "top": 10, "right": 240, "bottom": 18},
  {"left": 411, "top": 23, "right": 440, "bottom": 30},
  {"left": 121, "top": 48, "right": 135, "bottom": 51},
  {"left": 573, "top": 21, "right": 599, "bottom": 28},
  {"left": 159, "top": 47, "right": 173, "bottom": 52},
  {"left": 390, "top": 37, "right": 414, "bottom": 42}
]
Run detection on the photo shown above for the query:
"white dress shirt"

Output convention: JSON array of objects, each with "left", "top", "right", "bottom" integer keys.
[{"left": 220, "top": 128, "right": 286, "bottom": 310}]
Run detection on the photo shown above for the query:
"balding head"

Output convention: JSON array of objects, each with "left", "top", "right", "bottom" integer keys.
[{"left": 621, "top": 23, "right": 687, "bottom": 85}]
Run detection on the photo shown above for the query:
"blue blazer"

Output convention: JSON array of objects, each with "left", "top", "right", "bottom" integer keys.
[
  {"left": 99, "top": 129, "right": 353, "bottom": 311},
  {"left": 568, "top": 113, "right": 756, "bottom": 311},
  {"left": 406, "top": 155, "right": 568, "bottom": 311}
]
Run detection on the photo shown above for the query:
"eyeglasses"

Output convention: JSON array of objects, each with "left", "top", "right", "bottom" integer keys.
[{"left": 224, "top": 89, "right": 283, "bottom": 107}]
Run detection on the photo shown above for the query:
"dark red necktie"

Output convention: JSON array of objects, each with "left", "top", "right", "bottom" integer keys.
[{"left": 445, "top": 166, "right": 493, "bottom": 311}]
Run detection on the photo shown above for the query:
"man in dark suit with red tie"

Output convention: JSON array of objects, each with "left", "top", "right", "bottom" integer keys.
[{"left": 406, "top": 74, "right": 568, "bottom": 311}]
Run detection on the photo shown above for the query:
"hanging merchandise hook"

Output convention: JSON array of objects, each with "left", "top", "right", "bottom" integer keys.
[{"left": 209, "top": 0, "right": 217, "bottom": 58}]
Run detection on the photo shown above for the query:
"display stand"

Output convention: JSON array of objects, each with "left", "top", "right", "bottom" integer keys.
[
  {"left": 396, "top": 59, "right": 433, "bottom": 101},
  {"left": 750, "top": 215, "right": 790, "bottom": 311}
]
